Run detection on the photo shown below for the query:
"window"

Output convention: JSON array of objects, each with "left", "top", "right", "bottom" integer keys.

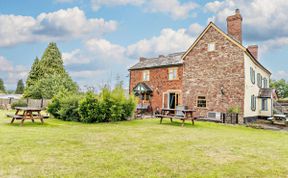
[
  {"left": 142, "top": 70, "right": 150, "bottom": 81},
  {"left": 257, "top": 73, "right": 262, "bottom": 88},
  {"left": 263, "top": 78, "right": 268, "bottom": 88},
  {"left": 197, "top": 96, "right": 206, "bottom": 108},
  {"left": 251, "top": 95, "right": 256, "bottom": 111},
  {"left": 168, "top": 68, "right": 178, "bottom": 80},
  {"left": 261, "top": 98, "right": 268, "bottom": 111},
  {"left": 208, "top": 43, "right": 215, "bottom": 52},
  {"left": 250, "top": 67, "right": 255, "bottom": 84}
]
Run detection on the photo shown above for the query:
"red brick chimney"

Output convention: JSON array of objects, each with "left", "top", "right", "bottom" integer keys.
[
  {"left": 139, "top": 57, "right": 147, "bottom": 62},
  {"left": 248, "top": 45, "right": 258, "bottom": 60},
  {"left": 227, "top": 9, "right": 243, "bottom": 43}
]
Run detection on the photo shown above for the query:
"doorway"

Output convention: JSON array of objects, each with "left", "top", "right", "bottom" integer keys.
[{"left": 169, "top": 93, "right": 179, "bottom": 109}]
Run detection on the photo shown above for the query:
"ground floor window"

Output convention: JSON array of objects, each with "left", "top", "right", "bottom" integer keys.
[
  {"left": 261, "top": 98, "right": 268, "bottom": 111},
  {"left": 251, "top": 95, "right": 256, "bottom": 111},
  {"left": 197, "top": 96, "right": 206, "bottom": 108}
]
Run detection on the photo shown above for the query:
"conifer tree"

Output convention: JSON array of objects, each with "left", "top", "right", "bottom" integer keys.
[
  {"left": 26, "top": 57, "right": 41, "bottom": 87},
  {"left": 0, "top": 78, "right": 5, "bottom": 93},
  {"left": 15, "top": 79, "right": 25, "bottom": 94}
]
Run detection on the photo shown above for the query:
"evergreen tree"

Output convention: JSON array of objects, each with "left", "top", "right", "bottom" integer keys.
[
  {"left": 24, "top": 42, "right": 78, "bottom": 99},
  {"left": 0, "top": 78, "right": 5, "bottom": 93},
  {"left": 26, "top": 57, "right": 41, "bottom": 87},
  {"left": 15, "top": 79, "right": 25, "bottom": 94}
]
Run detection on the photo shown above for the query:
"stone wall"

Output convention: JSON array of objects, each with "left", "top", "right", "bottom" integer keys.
[
  {"left": 129, "top": 66, "right": 183, "bottom": 110},
  {"left": 183, "top": 26, "right": 245, "bottom": 123}
]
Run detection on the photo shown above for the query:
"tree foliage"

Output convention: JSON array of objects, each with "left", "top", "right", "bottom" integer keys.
[
  {"left": 15, "top": 79, "right": 25, "bottom": 94},
  {"left": 24, "top": 42, "right": 78, "bottom": 99},
  {"left": 0, "top": 78, "right": 5, "bottom": 93},
  {"left": 270, "top": 79, "right": 288, "bottom": 98}
]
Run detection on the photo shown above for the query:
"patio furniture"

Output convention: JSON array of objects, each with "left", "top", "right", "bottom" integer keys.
[
  {"left": 7, "top": 107, "right": 45, "bottom": 126},
  {"left": 155, "top": 106, "right": 196, "bottom": 127}
]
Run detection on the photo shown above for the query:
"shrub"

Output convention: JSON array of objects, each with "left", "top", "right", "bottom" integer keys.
[
  {"left": 11, "top": 100, "right": 28, "bottom": 109},
  {"left": 48, "top": 90, "right": 83, "bottom": 121},
  {"left": 79, "top": 85, "right": 137, "bottom": 123},
  {"left": 227, "top": 106, "right": 241, "bottom": 114}
]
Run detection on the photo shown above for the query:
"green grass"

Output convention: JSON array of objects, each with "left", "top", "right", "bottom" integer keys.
[{"left": 0, "top": 110, "right": 288, "bottom": 177}]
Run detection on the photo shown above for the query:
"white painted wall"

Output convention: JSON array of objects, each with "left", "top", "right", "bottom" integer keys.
[{"left": 244, "top": 53, "right": 272, "bottom": 118}]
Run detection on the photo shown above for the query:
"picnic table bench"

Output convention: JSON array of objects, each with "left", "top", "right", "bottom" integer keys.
[
  {"left": 155, "top": 107, "right": 196, "bottom": 127},
  {"left": 7, "top": 107, "right": 47, "bottom": 126}
]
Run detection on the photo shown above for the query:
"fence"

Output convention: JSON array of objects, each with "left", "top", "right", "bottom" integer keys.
[{"left": 0, "top": 98, "right": 51, "bottom": 109}]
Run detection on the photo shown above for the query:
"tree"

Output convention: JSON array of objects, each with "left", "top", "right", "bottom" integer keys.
[
  {"left": 15, "top": 79, "right": 25, "bottom": 94},
  {"left": 270, "top": 79, "right": 288, "bottom": 98},
  {"left": 24, "top": 42, "right": 78, "bottom": 99},
  {"left": 26, "top": 57, "right": 42, "bottom": 88},
  {"left": 0, "top": 78, "right": 5, "bottom": 93}
]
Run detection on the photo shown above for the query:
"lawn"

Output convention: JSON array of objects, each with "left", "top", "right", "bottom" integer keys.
[{"left": 0, "top": 110, "right": 288, "bottom": 177}]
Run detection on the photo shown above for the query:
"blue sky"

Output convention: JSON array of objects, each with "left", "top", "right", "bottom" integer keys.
[{"left": 0, "top": 0, "right": 288, "bottom": 90}]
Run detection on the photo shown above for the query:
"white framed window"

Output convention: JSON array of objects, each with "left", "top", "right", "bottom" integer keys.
[
  {"left": 261, "top": 98, "right": 268, "bottom": 111},
  {"left": 250, "top": 67, "right": 255, "bottom": 84},
  {"left": 263, "top": 78, "right": 268, "bottom": 88},
  {"left": 168, "top": 68, "right": 178, "bottom": 80},
  {"left": 251, "top": 95, "right": 256, "bottom": 111},
  {"left": 208, "top": 43, "right": 215, "bottom": 52},
  {"left": 142, "top": 70, "right": 150, "bottom": 81}
]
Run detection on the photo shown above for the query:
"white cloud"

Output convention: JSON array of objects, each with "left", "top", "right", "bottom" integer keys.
[
  {"left": 91, "top": 0, "right": 198, "bottom": 19},
  {"left": 272, "top": 70, "right": 288, "bottom": 80},
  {"left": 0, "top": 56, "right": 29, "bottom": 87},
  {"left": 70, "top": 70, "right": 107, "bottom": 78},
  {"left": 0, "top": 56, "right": 14, "bottom": 72},
  {"left": 55, "top": 0, "right": 75, "bottom": 3},
  {"left": 62, "top": 49, "right": 92, "bottom": 65},
  {"left": 0, "top": 7, "right": 117, "bottom": 47},
  {"left": 127, "top": 27, "right": 197, "bottom": 57},
  {"left": 204, "top": 0, "right": 288, "bottom": 50}
]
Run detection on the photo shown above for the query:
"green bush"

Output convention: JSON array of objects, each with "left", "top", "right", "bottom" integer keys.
[
  {"left": 11, "top": 100, "right": 28, "bottom": 109},
  {"left": 78, "top": 85, "right": 137, "bottom": 123},
  {"left": 227, "top": 106, "right": 241, "bottom": 114},
  {"left": 48, "top": 90, "right": 83, "bottom": 121}
]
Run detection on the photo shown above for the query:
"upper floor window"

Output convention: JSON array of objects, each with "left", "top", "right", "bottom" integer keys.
[
  {"left": 257, "top": 73, "right": 262, "bottom": 88},
  {"left": 263, "top": 78, "right": 268, "bottom": 88},
  {"left": 208, "top": 43, "right": 215, "bottom": 52},
  {"left": 251, "top": 95, "right": 256, "bottom": 111},
  {"left": 197, "top": 96, "right": 206, "bottom": 108},
  {"left": 250, "top": 67, "right": 255, "bottom": 84},
  {"left": 142, "top": 70, "right": 150, "bottom": 81},
  {"left": 168, "top": 68, "right": 178, "bottom": 80}
]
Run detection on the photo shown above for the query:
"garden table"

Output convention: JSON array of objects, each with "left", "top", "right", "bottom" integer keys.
[
  {"left": 155, "top": 108, "right": 196, "bottom": 127},
  {"left": 9, "top": 107, "right": 44, "bottom": 126}
]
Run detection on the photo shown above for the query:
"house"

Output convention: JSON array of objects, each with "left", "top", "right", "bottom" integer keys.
[{"left": 129, "top": 9, "right": 273, "bottom": 124}]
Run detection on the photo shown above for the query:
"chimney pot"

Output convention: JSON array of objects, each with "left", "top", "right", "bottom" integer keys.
[
  {"left": 159, "top": 55, "right": 165, "bottom": 58},
  {"left": 235, "top": 9, "right": 240, "bottom": 14}
]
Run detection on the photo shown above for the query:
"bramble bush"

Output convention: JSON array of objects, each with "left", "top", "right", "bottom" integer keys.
[{"left": 48, "top": 84, "right": 137, "bottom": 123}]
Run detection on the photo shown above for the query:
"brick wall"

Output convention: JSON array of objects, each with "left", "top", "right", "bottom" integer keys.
[
  {"left": 183, "top": 26, "right": 245, "bottom": 123},
  {"left": 129, "top": 66, "right": 183, "bottom": 110}
]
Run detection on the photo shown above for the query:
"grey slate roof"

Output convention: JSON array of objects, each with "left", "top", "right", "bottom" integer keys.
[
  {"left": 259, "top": 88, "right": 273, "bottom": 98},
  {"left": 129, "top": 52, "right": 184, "bottom": 70}
]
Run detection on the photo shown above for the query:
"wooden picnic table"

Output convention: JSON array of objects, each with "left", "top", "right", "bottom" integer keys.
[
  {"left": 155, "top": 108, "right": 196, "bottom": 127},
  {"left": 8, "top": 107, "right": 44, "bottom": 126}
]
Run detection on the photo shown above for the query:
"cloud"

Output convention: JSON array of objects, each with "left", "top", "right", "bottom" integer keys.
[
  {"left": 127, "top": 26, "right": 198, "bottom": 57},
  {"left": 272, "top": 70, "right": 288, "bottom": 80},
  {"left": 0, "top": 56, "right": 29, "bottom": 87},
  {"left": 55, "top": 0, "right": 75, "bottom": 3},
  {"left": 63, "top": 49, "right": 91, "bottom": 65},
  {"left": 204, "top": 0, "right": 288, "bottom": 52},
  {"left": 91, "top": 0, "right": 199, "bottom": 19},
  {"left": 0, "top": 7, "right": 117, "bottom": 47}
]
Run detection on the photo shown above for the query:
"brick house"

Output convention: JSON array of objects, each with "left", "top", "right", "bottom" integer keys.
[{"left": 129, "top": 9, "right": 272, "bottom": 123}]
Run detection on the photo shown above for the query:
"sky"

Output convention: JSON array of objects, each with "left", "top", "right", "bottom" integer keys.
[{"left": 0, "top": 0, "right": 288, "bottom": 90}]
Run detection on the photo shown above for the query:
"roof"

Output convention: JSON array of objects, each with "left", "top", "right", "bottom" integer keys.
[
  {"left": 133, "top": 82, "right": 153, "bottom": 95},
  {"left": 181, "top": 22, "right": 271, "bottom": 75},
  {"left": 259, "top": 88, "right": 273, "bottom": 98},
  {"left": 129, "top": 52, "right": 184, "bottom": 70}
]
